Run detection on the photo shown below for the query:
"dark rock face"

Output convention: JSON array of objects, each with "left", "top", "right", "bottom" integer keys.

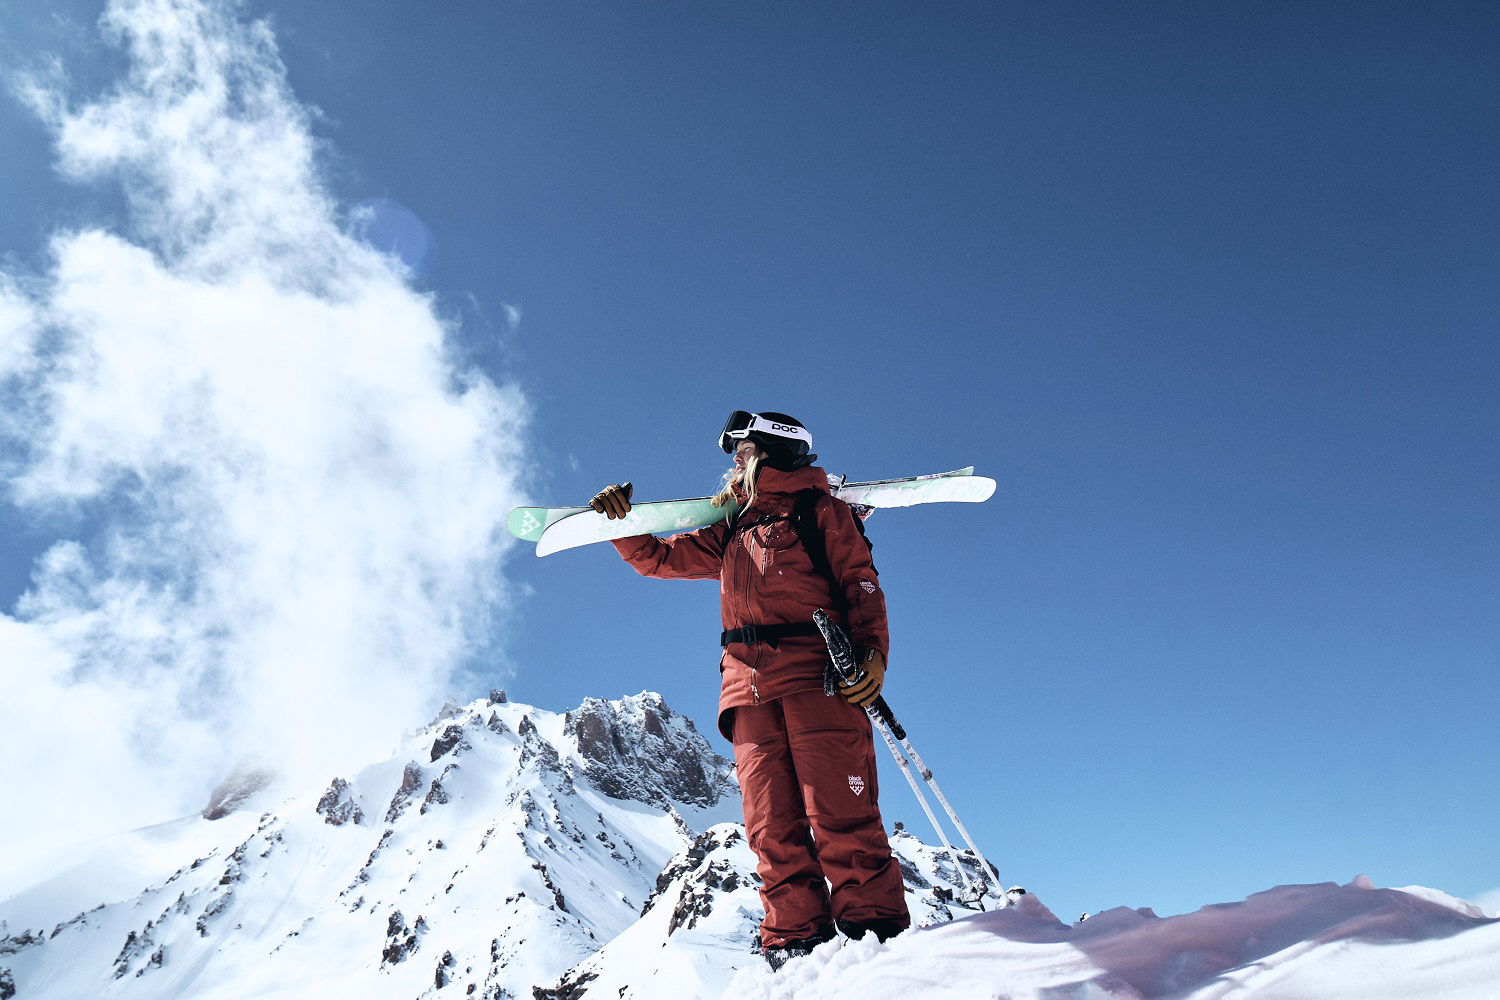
[
  {"left": 430, "top": 725, "right": 466, "bottom": 761},
  {"left": 315, "top": 777, "right": 365, "bottom": 826},
  {"left": 381, "top": 910, "right": 427, "bottom": 966},
  {"left": 564, "top": 694, "right": 731, "bottom": 809},
  {"left": 196, "top": 892, "right": 233, "bottom": 936},
  {"left": 202, "top": 766, "right": 276, "bottom": 820},
  {"left": 530, "top": 861, "right": 568, "bottom": 913},
  {"left": 516, "top": 716, "right": 563, "bottom": 776},
  {"left": 532, "top": 969, "right": 596, "bottom": 1000},
  {"left": 0, "top": 967, "right": 14, "bottom": 1000},
  {"left": 0, "top": 931, "right": 42, "bottom": 955},
  {"left": 538, "top": 824, "right": 753, "bottom": 999},
  {"left": 420, "top": 777, "right": 451, "bottom": 815},
  {"left": 113, "top": 924, "right": 156, "bottom": 979},
  {"left": 435, "top": 949, "right": 456, "bottom": 988},
  {"left": 639, "top": 827, "right": 747, "bottom": 935},
  {"left": 385, "top": 763, "right": 425, "bottom": 823}
]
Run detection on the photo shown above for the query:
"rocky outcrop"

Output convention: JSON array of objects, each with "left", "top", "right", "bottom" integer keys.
[
  {"left": 532, "top": 970, "right": 596, "bottom": 1000},
  {"left": 0, "top": 931, "right": 42, "bottom": 955},
  {"left": 380, "top": 910, "right": 427, "bottom": 966},
  {"left": 420, "top": 776, "right": 451, "bottom": 815},
  {"left": 202, "top": 765, "right": 276, "bottom": 820},
  {"left": 385, "top": 762, "right": 425, "bottom": 823},
  {"left": 663, "top": 828, "right": 747, "bottom": 935},
  {"left": 315, "top": 777, "right": 364, "bottom": 826},
  {"left": 434, "top": 949, "right": 456, "bottom": 988},
  {"left": 113, "top": 923, "right": 161, "bottom": 979},
  {"left": 564, "top": 693, "right": 731, "bottom": 809},
  {"left": 430, "top": 725, "right": 467, "bottom": 761}
]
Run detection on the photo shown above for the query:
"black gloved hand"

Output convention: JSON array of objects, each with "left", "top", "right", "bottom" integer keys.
[{"left": 590, "top": 482, "right": 633, "bottom": 520}]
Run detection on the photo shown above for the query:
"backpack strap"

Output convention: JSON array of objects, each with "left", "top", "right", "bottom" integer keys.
[
  {"left": 790, "top": 489, "right": 875, "bottom": 621},
  {"left": 717, "top": 492, "right": 875, "bottom": 658}
]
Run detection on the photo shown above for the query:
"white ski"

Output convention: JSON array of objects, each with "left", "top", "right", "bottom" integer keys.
[{"left": 524, "top": 467, "right": 995, "bottom": 557}]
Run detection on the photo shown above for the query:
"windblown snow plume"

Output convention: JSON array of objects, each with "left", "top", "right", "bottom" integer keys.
[{"left": 0, "top": 0, "right": 526, "bottom": 894}]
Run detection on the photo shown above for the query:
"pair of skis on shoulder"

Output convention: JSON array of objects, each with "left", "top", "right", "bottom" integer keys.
[{"left": 507, "top": 467, "right": 997, "bottom": 556}]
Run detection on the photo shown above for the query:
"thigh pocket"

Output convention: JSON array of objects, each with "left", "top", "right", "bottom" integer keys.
[{"left": 791, "top": 725, "right": 880, "bottom": 823}]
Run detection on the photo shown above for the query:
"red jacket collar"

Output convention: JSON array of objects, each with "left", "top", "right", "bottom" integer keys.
[{"left": 734, "top": 464, "right": 830, "bottom": 502}]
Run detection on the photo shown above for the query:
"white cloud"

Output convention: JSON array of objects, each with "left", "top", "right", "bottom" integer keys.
[
  {"left": 0, "top": 0, "right": 528, "bottom": 895},
  {"left": 502, "top": 301, "right": 522, "bottom": 332}
]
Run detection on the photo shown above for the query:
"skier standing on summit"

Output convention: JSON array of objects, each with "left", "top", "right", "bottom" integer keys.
[{"left": 588, "top": 411, "right": 911, "bottom": 968}]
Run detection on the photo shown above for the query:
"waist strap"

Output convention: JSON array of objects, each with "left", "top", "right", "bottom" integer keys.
[{"left": 720, "top": 621, "right": 821, "bottom": 648}]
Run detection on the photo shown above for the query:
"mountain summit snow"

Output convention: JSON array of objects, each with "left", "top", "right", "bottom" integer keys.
[
  {"left": 4, "top": 688, "right": 1493, "bottom": 999},
  {"left": 0, "top": 690, "right": 995, "bottom": 999}
]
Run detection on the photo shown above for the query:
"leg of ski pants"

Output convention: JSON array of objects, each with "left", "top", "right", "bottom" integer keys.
[
  {"left": 733, "top": 690, "right": 909, "bottom": 949},
  {"left": 778, "top": 690, "right": 909, "bottom": 932},
  {"left": 733, "top": 698, "right": 832, "bottom": 948}
]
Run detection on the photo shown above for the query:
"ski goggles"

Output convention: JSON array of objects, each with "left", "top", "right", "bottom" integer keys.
[{"left": 718, "top": 411, "right": 813, "bottom": 454}]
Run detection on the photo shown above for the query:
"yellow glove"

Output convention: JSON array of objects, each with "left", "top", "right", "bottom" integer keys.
[
  {"left": 589, "top": 482, "right": 633, "bottom": 520},
  {"left": 840, "top": 648, "right": 886, "bottom": 707}
]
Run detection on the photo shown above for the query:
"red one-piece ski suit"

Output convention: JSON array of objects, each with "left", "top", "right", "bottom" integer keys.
[{"left": 610, "top": 463, "right": 911, "bottom": 947}]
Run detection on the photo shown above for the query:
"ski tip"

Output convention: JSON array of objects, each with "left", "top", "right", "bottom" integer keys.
[{"left": 505, "top": 507, "right": 534, "bottom": 540}]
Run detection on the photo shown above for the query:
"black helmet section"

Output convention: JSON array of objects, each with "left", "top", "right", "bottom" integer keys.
[{"left": 718, "top": 410, "right": 816, "bottom": 471}]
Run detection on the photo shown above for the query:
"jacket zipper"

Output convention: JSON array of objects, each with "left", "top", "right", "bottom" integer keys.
[{"left": 739, "top": 502, "right": 761, "bottom": 705}]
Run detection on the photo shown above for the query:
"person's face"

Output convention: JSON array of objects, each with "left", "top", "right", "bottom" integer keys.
[{"left": 732, "top": 439, "right": 760, "bottom": 471}]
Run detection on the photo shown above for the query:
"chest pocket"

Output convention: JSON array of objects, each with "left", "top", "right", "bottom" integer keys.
[
  {"left": 744, "top": 517, "right": 806, "bottom": 587},
  {"left": 730, "top": 509, "right": 797, "bottom": 576}
]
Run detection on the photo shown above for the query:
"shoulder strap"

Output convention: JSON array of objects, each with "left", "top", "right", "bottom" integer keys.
[
  {"left": 722, "top": 491, "right": 875, "bottom": 612},
  {"left": 791, "top": 489, "right": 876, "bottom": 619},
  {"left": 791, "top": 490, "right": 836, "bottom": 596}
]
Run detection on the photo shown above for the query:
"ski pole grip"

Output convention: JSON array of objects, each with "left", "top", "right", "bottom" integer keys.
[{"left": 813, "top": 610, "right": 907, "bottom": 740}]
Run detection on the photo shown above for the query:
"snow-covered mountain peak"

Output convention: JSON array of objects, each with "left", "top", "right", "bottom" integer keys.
[
  {"left": 0, "top": 688, "right": 744, "bottom": 1000},
  {"left": 9, "top": 686, "right": 1485, "bottom": 999}
]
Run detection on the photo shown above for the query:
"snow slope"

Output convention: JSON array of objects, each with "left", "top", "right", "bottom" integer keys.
[
  {"left": 1, "top": 689, "right": 1493, "bottom": 999},
  {"left": 0, "top": 690, "right": 996, "bottom": 1000},
  {"left": 535, "top": 821, "right": 1011, "bottom": 999},
  {"left": 0, "top": 691, "right": 742, "bottom": 999},
  {"left": 727, "top": 876, "right": 1500, "bottom": 1000}
]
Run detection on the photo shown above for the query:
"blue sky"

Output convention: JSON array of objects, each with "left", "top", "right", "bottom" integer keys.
[{"left": 1, "top": 0, "right": 1495, "bottom": 924}]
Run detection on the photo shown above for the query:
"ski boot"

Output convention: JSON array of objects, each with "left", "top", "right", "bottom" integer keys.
[{"left": 762, "top": 925, "right": 836, "bottom": 971}]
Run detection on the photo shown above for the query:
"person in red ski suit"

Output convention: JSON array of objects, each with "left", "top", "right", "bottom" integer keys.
[{"left": 589, "top": 411, "right": 910, "bottom": 965}]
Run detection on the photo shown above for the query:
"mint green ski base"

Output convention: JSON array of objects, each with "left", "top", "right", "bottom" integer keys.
[
  {"left": 506, "top": 466, "right": 984, "bottom": 542},
  {"left": 513, "top": 467, "right": 994, "bottom": 557},
  {"left": 507, "top": 504, "right": 587, "bottom": 543}
]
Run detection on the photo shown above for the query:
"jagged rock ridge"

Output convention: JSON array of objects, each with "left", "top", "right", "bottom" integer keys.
[{"left": 565, "top": 693, "right": 730, "bottom": 809}]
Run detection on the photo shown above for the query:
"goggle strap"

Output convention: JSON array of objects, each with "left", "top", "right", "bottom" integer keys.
[{"left": 717, "top": 411, "right": 812, "bottom": 452}]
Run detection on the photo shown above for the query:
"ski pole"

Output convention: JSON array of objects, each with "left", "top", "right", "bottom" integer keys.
[
  {"left": 868, "top": 712, "right": 985, "bottom": 906},
  {"left": 889, "top": 729, "right": 1000, "bottom": 902},
  {"left": 813, "top": 610, "right": 998, "bottom": 906}
]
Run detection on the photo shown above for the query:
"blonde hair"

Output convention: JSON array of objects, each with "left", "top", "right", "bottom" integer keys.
[{"left": 711, "top": 448, "right": 762, "bottom": 516}]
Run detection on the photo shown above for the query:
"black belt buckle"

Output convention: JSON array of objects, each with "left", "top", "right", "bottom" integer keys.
[{"left": 721, "top": 626, "right": 756, "bottom": 647}]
